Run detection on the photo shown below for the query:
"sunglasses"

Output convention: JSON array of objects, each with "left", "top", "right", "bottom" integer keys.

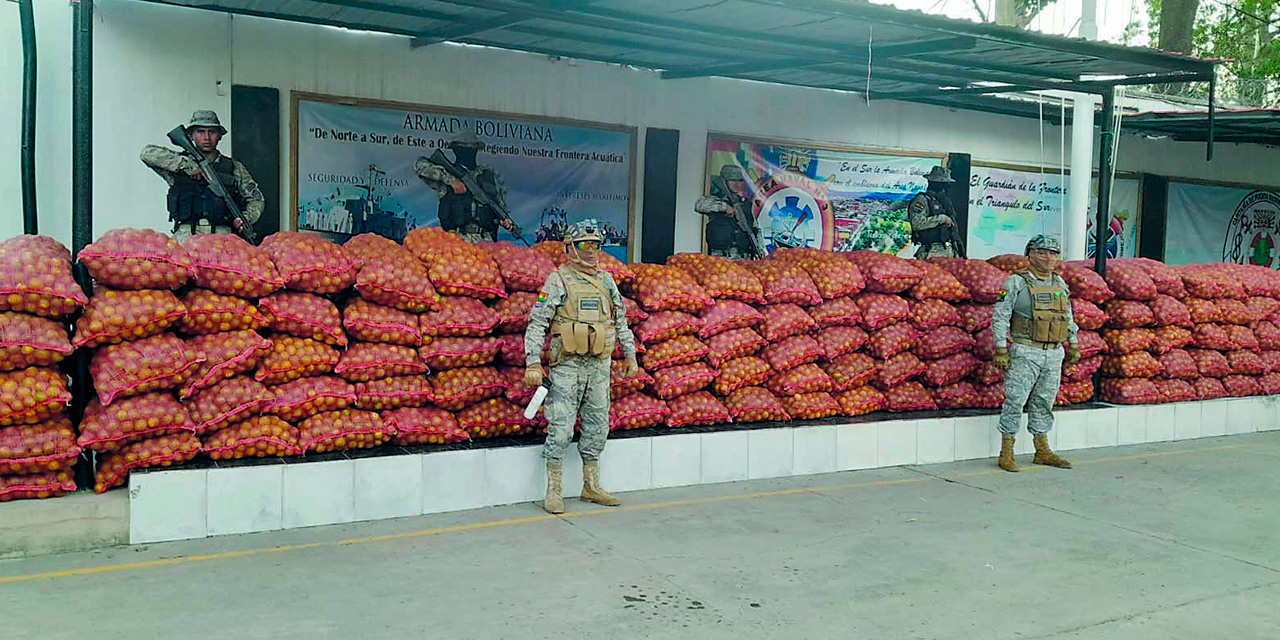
[{"left": 572, "top": 241, "right": 600, "bottom": 251}]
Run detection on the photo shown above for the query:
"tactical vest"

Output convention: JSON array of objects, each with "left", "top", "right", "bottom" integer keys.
[
  {"left": 550, "top": 267, "right": 615, "bottom": 362},
  {"left": 909, "top": 192, "right": 953, "bottom": 246},
  {"left": 438, "top": 166, "right": 500, "bottom": 238},
  {"left": 1010, "top": 272, "right": 1071, "bottom": 344},
  {"left": 167, "top": 155, "right": 244, "bottom": 230},
  {"left": 705, "top": 200, "right": 753, "bottom": 255}
]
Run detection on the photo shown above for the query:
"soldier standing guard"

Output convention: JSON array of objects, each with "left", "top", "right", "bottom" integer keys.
[
  {"left": 695, "top": 165, "right": 762, "bottom": 259},
  {"left": 991, "top": 235, "right": 1080, "bottom": 472},
  {"left": 524, "top": 220, "right": 639, "bottom": 514},
  {"left": 414, "top": 130, "right": 517, "bottom": 243},
  {"left": 908, "top": 166, "right": 961, "bottom": 259},
  {"left": 140, "top": 110, "right": 264, "bottom": 242}
]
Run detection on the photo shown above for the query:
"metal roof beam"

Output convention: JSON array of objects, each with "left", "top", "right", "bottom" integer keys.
[
  {"left": 876, "top": 72, "right": 1212, "bottom": 100},
  {"left": 661, "top": 37, "right": 975, "bottom": 79},
  {"left": 142, "top": 0, "right": 424, "bottom": 36},
  {"left": 409, "top": 0, "right": 603, "bottom": 48},
  {"left": 303, "top": 0, "right": 458, "bottom": 22}
]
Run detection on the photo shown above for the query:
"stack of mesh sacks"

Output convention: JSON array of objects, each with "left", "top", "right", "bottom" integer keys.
[{"left": 0, "top": 236, "right": 82, "bottom": 501}]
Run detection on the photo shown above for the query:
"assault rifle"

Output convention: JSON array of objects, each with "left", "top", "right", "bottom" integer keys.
[
  {"left": 166, "top": 125, "right": 257, "bottom": 244},
  {"left": 710, "top": 175, "right": 767, "bottom": 259},
  {"left": 428, "top": 149, "right": 527, "bottom": 245}
]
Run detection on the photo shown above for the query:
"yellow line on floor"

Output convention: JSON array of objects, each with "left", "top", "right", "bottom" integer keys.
[{"left": 0, "top": 441, "right": 1247, "bottom": 585}]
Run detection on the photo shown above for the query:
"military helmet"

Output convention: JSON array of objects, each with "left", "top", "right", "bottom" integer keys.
[
  {"left": 719, "top": 165, "right": 745, "bottom": 181},
  {"left": 448, "top": 129, "right": 486, "bottom": 150},
  {"left": 565, "top": 219, "right": 605, "bottom": 244},
  {"left": 1025, "top": 234, "right": 1062, "bottom": 255},
  {"left": 188, "top": 110, "right": 227, "bottom": 134}
]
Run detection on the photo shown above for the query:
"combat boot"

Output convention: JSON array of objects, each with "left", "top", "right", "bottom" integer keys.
[
  {"left": 580, "top": 460, "right": 621, "bottom": 507},
  {"left": 1032, "top": 433, "right": 1072, "bottom": 468},
  {"left": 998, "top": 434, "right": 1019, "bottom": 472},
  {"left": 543, "top": 459, "right": 565, "bottom": 514}
]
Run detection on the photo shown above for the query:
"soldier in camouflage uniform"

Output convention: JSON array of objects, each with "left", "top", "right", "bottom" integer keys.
[
  {"left": 695, "top": 165, "right": 761, "bottom": 259},
  {"left": 991, "top": 234, "right": 1080, "bottom": 472},
  {"left": 524, "top": 219, "right": 639, "bottom": 514},
  {"left": 908, "top": 166, "right": 960, "bottom": 259},
  {"left": 414, "top": 130, "right": 517, "bottom": 243},
  {"left": 140, "top": 111, "right": 264, "bottom": 242}
]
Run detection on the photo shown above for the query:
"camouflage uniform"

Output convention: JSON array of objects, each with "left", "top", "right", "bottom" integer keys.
[
  {"left": 524, "top": 267, "right": 637, "bottom": 461},
  {"left": 992, "top": 271, "right": 1079, "bottom": 435},
  {"left": 140, "top": 146, "right": 264, "bottom": 242},
  {"left": 908, "top": 192, "right": 959, "bottom": 259},
  {"left": 413, "top": 131, "right": 510, "bottom": 243}
]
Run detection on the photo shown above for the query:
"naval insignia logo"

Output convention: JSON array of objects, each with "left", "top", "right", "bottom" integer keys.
[{"left": 1224, "top": 191, "right": 1280, "bottom": 270}]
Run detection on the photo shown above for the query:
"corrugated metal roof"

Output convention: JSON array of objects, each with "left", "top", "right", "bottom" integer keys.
[
  {"left": 1124, "top": 109, "right": 1280, "bottom": 146},
  {"left": 138, "top": 0, "right": 1217, "bottom": 100}
]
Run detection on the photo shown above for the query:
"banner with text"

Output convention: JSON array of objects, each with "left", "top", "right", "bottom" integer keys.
[
  {"left": 1166, "top": 181, "right": 1280, "bottom": 268},
  {"left": 295, "top": 96, "right": 634, "bottom": 261},
  {"left": 705, "top": 136, "right": 938, "bottom": 255}
]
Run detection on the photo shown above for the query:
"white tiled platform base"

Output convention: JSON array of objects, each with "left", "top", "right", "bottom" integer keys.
[{"left": 129, "top": 398, "right": 1280, "bottom": 544}]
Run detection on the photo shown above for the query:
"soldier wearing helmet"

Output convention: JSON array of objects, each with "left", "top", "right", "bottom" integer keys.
[
  {"left": 695, "top": 165, "right": 764, "bottom": 259},
  {"left": 414, "top": 129, "right": 516, "bottom": 242},
  {"left": 524, "top": 219, "right": 639, "bottom": 514},
  {"left": 990, "top": 234, "right": 1080, "bottom": 472}
]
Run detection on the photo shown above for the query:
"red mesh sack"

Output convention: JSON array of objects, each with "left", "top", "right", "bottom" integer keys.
[
  {"left": 853, "top": 293, "right": 910, "bottom": 332},
  {"left": 177, "top": 289, "right": 266, "bottom": 335},
  {"left": 1056, "top": 380, "right": 1095, "bottom": 406},
  {"left": 1260, "top": 321, "right": 1280, "bottom": 351},
  {"left": 816, "top": 325, "right": 869, "bottom": 361},
  {"left": 955, "top": 304, "right": 994, "bottom": 333},
  {"left": 873, "top": 352, "right": 925, "bottom": 390},
  {"left": 496, "top": 334, "right": 528, "bottom": 366},
  {"left": 1247, "top": 297, "right": 1280, "bottom": 322},
  {"left": 1101, "top": 351, "right": 1163, "bottom": 378},
  {"left": 432, "top": 366, "right": 506, "bottom": 411},
  {"left": 622, "top": 297, "right": 648, "bottom": 324},
  {"left": 343, "top": 299, "right": 421, "bottom": 346},
  {"left": 835, "top": 386, "right": 887, "bottom": 416},
  {"left": 73, "top": 289, "right": 186, "bottom": 348},
  {"left": 908, "top": 260, "right": 969, "bottom": 301},
  {"left": 666, "top": 253, "right": 765, "bottom": 304},
  {"left": 806, "top": 297, "right": 863, "bottom": 329},
  {"left": 884, "top": 381, "right": 937, "bottom": 412},
  {"left": 821, "top": 352, "right": 878, "bottom": 392},
  {"left": 598, "top": 252, "right": 634, "bottom": 289},
  {"left": 867, "top": 324, "right": 921, "bottom": 360},
  {"left": 1223, "top": 263, "right": 1280, "bottom": 298},
  {"left": 971, "top": 327, "right": 997, "bottom": 361},
  {"left": 971, "top": 360, "right": 1006, "bottom": 385},
  {"left": 203, "top": 415, "right": 301, "bottom": 460},
  {"left": 761, "top": 335, "right": 823, "bottom": 372},
  {"left": 187, "top": 376, "right": 274, "bottom": 435},
  {"left": 651, "top": 363, "right": 717, "bottom": 400},
  {"left": 184, "top": 234, "right": 284, "bottom": 298},
  {"left": 636, "top": 311, "right": 703, "bottom": 345},
  {"left": 419, "top": 337, "right": 500, "bottom": 370},
  {"left": 352, "top": 250, "right": 440, "bottom": 313},
  {"left": 642, "top": 335, "right": 709, "bottom": 371},
  {"left": 265, "top": 375, "right": 355, "bottom": 423},
  {"left": 404, "top": 228, "right": 505, "bottom": 299},
  {"left": 724, "top": 387, "right": 790, "bottom": 423},
  {"left": 1103, "top": 328, "right": 1156, "bottom": 355},
  {"left": 483, "top": 243, "right": 556, "bottom": 292},
  {"left": 1148, "top": 296, "right": 1193, "bottom": 328},
  {"left": 1180, "top": 264, "right": 1246, "bottom": 300},
  {"left": 1215, "top": 299, "right": 1253, "bottom": 326},
  {"left": 765, "top": 362, "right": 832, "bottom": 397},
  {"left": 93, "top": 433, "right": 202, "bottom": 493},
  {"left": 1259, "top": 372, "right": 1280, "bottom": 395},
  {"left": 627, "top": 264, "right": 713, "bottom": 314},
  {"left": 666, "top": 391, "right": 731, "bottom": 427},
  {"left": 1131, "top": 258, "right": 1187, "bottom": 298},
  {"left": 385, "top": 407, "right": 469, "bottom": 446},
  {"left": 846, "top": 251, "right": 921, "bottom": 293},
  {"left": 911, "top": 326, "right": 974, "bottom": 360},
  {"left": 0, "top": 367, "right": 70, "bottom": 427},
  {"left": 1184, "top": 298, "right": 1222, "bottom": 325},
  {"left": 922, "top": 352, "right": 981, "bottom": 387},
  {"left": 457, "top": 398, "right": 540, "bottom": 439},
  {"left": 974, "top": 383, "right": 1005, "bottom": 408},
  {"left": 253, "top": 336, "right": 339, "bottom": 385},
  {"left": 935, "top": 382, "right": 982, "bottom": 410},
  {"left": 298, "top": 409, "right": 391, "bottom": 453},
  {"left": 355, "top": 375, "right": 433, "bottom": 411},
  {"left": 610, "top": 360, "right": 653, "bottom": 399},
  {"left": 1188, "top": 349, "right": 1232, "bottom": 378},
  {"left": 713, "top": 357, "right": 772, "bottom": 396},
  {"left": 92, "top": 334, "right": 203, "bottom": 404},
  {"left": 1104, "top": 300, "right": 1155, "bottom": 329},
  {"left": 742, "top": 260, "right": 821, "bottom": 306},
  {"left": 698, "top": 300, "right": 764, "bottom": 340},
  {"left": 181, "top": 330, "right": 273, "bottom": 397},
  {"left": 1226, "top": 325, "right": 1260, "bottom": 351},
  {"left": 1059, "top": 261, "right": 1115, "bottom": 304},
  {"left": 1260, "top": 350, "right": 1280, "bottom": 374},
  {"left": 1192, "top": 324, "right": 1235, "bottom": 351},
  {"left": 1099, "top": 378, "right": 1160, "bottom": 405},
  {"left": 609, "top": 392, "right": 670, "bottom": 431},
  {"left": 490, "top": 292, "right": 538, "bottom": 335},
  {"left": 78, "top": 392, "right": 194, "bottom": 452},
  {"left": 0, "top": 312, "right": 72, "bottom": 371},
  {"left": 79, "top": 229, "right": 192, "bottom": 290},
  {"left": 532, "top": 241, "right": 570, "bottom": 267},
  {"left": 260, "top": 232, "right": 360, "bottom": 294},
  {"left": 772, "top": 248, "right": 865, "bottom": 299},
  {"left": 336, "top": 343, "right": 427, "bottom": 383},
  {"left": 1193, "top": 377, "right": 1228, "bottom": 400},
  {"left": 0, "top": 236, "right": 87, "bottom": 317},
  {"left": 1223, "top": 374, "right": 1263, "bottom": 397},
  {"left": 759, "top": 303, "right": 818, "bottom": 342},
  {"left": 1103, "top": 259, "right": 1158, "bottom": 301},
  {"left": 987, "top": 254, "right": 1029, "bottom": 273},
  {"left": 0, "top": 416, "right": 80, "bottom": 476},
  {"left": 930, "top": 258, "right": 1008, "bottom": 303},
  {"left": 909, "top": 298, "right": 962, "bottom": 332},
  {"left": 779, "top": 392, "right": 841, "bottom": 420},
  {"left": 420, "top": 297, "right": 499, "bottom": 337},
  {"left": 1071, "top": 299, "right": 1108, "bottom": 331},
  {"left": 1151, "top": 326, "right": 1194, "bottom": 355},
  {"left": 1228, "top": 350, "right": 1267, "bottom": 376},
  {"left": 259, "top": 293, "right": 346, "bottom": 347},
  {"left": 1058, "top": 354, "right": 1100, "bottom": 383}
]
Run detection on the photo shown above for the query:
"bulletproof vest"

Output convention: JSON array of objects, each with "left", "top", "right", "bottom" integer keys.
[
  {"left": 909, "top": 192, "right": 953, "bottom": 246},
  {"left": 705, "top": 199, "right": 752, "bottom": 253},
  {"left": 1010, "top": 272, "right": 1071, "bottom": 343},
  {"left": 167, "top": 155, "right": 244, "bottom": 229},
  {"left": 551, "top": 267, "right": 615, "bottom": 361},
  {"left": 438, "top": 167, "right": 500, "bottom": 237}
]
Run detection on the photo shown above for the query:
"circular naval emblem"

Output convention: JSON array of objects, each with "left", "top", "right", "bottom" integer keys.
[{"left": 1224, "top": 191, "right": 1280, "bottom": 269}]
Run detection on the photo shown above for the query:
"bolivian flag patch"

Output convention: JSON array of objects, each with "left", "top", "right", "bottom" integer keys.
[
  {"left": 997, "top": 289, "right": 1009, "bottom": 300},
  {"left": 535, "top": 293, "right": 548, "bottom": 307}
]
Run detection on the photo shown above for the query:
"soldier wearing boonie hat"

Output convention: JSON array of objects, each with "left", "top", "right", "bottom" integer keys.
[{"left": 908, "top": 166, "right": 960, "bottom": 259}]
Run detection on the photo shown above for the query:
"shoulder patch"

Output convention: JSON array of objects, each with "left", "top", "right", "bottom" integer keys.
[{"left": 997, "top": 289, "right": 1009, "bottom": 300}]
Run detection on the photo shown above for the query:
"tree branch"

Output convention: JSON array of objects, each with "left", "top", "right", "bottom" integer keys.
[{"left": 971, "top": 0, "right": 989, "bottom": 22}]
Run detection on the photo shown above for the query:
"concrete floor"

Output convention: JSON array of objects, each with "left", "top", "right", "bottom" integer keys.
[{"left": 2, "top": 432, "right": 1278, "bottom": 640}]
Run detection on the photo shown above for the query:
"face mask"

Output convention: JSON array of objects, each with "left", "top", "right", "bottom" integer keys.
[
  {"left": 568, "top": 244, "right": 599, "bottom": 273},
  {"left": 453, "top": 148, "right": 478, "bottom": 168}
]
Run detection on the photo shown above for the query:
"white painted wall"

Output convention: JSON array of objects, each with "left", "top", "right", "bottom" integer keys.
[{"left": 1, "top": 0, "right": 1274, "bottom": 253}]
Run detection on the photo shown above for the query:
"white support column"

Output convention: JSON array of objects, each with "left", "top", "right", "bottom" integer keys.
[{"left": 1067, "top": 93, "right": 1096, "bottom": 261}]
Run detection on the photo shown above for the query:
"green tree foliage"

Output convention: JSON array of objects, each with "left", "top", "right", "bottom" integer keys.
[{"left": 1147, "top": 0, "right": 1280, "bottom": 104}]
